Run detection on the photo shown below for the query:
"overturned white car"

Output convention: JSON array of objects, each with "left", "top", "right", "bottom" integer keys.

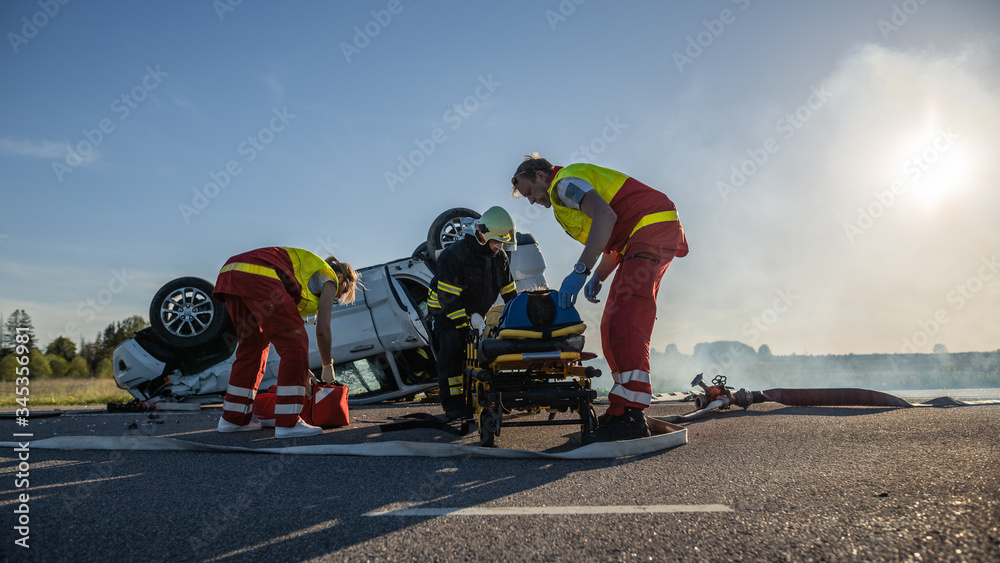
[{"left": 113, "top": 208, "right": 548, "bottom": 405}]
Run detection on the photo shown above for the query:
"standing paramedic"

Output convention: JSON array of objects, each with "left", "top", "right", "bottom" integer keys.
[
  {"left": 510, "top": 154, "right": 689, "bottom": 442},
  {"left": 428, "top": 206, "right": 519, "bottom": 421},
  {"left": 212, "top": 247, "right": 358, "bottom": 438}
]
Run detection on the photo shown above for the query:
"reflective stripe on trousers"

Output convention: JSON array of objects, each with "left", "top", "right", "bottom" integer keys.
[
  {"left": 601, "top": 243, "right": 677, "bottom": 416},
  {"left": 609, "top": 369, "right": 652, "bottom": 409},
  {"left": 220, "top": 293, "right": 310, "bottom": 428}
]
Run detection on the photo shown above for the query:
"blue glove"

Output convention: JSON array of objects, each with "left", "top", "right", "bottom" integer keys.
[
  {"left": 584, "top": 275, "right": 603, "bottom": 303},
  {"left": 558, "top": 271, "right": 588, "bottom": 309}
]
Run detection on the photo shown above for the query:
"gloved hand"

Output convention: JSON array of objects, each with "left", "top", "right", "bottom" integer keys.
[
  {"left": 584, "top": 275, "right": 603, "bottom": 303},
  {"left": 321, "top": 363, "right": 334, "bottom": 382},
  {"left": 470, "top": 313, "right": 487, "bottom": 339},
  {"left": 558, "top": 271, "right": 588, "bottom": 309}
]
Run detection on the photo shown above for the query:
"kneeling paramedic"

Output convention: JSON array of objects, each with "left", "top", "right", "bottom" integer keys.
[
  {"left": 510, "top": 154, "right": 689, "bottom": 442},
  {"left": 213, "top": 247, "right": 358, "bottom": 438},
  {"left": 428, "top": 207, "right": 518, "bottom": 421}
]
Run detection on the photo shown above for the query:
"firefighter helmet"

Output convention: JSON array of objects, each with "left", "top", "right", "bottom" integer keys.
[{"left": 475, "top": 206, "right": 516, "bottom": 249}]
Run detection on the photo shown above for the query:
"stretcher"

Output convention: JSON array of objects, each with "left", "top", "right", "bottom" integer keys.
[{"left": 463, "top": 290, "right": 602, "bottom": 447}]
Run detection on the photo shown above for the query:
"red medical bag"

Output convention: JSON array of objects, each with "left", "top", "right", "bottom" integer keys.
[
  {"left": 302, "top": 383, "right": 350, "bottom": 428},
  {"left": 253, "top": 382, "right": 349, "bottom": 428}
]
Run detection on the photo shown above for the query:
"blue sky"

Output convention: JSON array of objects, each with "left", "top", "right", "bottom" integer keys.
[{"left": 2, "top": 0, "right": 999, "bottom": 356}]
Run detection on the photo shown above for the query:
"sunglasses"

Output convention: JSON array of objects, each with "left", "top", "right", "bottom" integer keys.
[{"left": 511, "top": 169, "right": 536, "bottom": 187}]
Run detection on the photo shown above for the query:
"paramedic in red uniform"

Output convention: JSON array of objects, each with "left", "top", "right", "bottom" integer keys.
[
  {"left": 212, "top": 247, "right": 358, "bottom": 438},
  {"left": 510, "top": 154, "right": 689, "bottom": 442}
]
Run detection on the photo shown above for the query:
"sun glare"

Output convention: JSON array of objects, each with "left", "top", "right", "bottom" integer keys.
[
  {"left": 909, "top": 143, "right": 974, "bottom": 208},
  {"left": 887, "top": 119, "right": 974, "bottom": 209}
]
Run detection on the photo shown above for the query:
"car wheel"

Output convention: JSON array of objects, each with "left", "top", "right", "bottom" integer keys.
[
  {"left": 426, "top": 207, "right": 481, "bottom": 256},
  {"left": 148, "top": 277, "right": 233, "bottom": 348},
  {"left": 412, "top": 241, "right": 436, "bottom": 270}
]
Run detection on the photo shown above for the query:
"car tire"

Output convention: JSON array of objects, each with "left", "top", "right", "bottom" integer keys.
[
  {"left": 412, "top": 241, "right": 436, "bottom": 271},
  {"left": 148, "top": 277, "right": 233, "bottom": 348},
  {"left": 426, "top": 207, "right": 481, "bottom": 256}
]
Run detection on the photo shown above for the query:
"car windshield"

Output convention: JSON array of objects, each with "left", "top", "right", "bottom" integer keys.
[{"left": 336, "top": 356, "right": 398, "bottom": 397}]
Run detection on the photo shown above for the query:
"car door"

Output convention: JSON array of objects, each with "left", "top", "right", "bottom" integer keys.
[
  {"left": 305, "top": 262, "right": 434, "bottom": 403},
  {"left": 304, "top": 284, "right": 383, "bottom": 368},
  {"left": 363, "top": 265, "right": 432, "bottom": 351}
]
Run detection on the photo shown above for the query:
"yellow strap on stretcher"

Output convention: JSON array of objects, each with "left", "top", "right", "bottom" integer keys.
[
  {"left": 219, "top": 262, "right": 281, "bottom": 280},
  {"left": 492, "top": 351, "right": 581, "bottom": 364},
  {"left": 496, "top": 323, "right": 587, "bottom": 340}
]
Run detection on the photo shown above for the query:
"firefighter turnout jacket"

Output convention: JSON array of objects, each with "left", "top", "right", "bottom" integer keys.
[{"left": 428, "top": 234, "right": 517, "bottom": 329}]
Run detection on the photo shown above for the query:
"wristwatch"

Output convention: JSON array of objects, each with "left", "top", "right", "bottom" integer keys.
[{"left": 573, "top": 262, "right": 591, "bottom": 275}]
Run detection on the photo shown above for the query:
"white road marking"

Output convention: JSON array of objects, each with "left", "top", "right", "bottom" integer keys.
[{"left": 365, "top": 504, "right": 733, "bottom": 516}]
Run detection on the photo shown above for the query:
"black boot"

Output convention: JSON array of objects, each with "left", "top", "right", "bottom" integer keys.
[
  {"left": 584, "top": 407, "right": 650, "bottom": 443},
  {"left": 441, "top": 407, "right": 465, "bottom": 423}
]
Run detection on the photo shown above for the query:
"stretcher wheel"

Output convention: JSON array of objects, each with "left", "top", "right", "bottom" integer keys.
[
  {"left": 478, "top": 410, "right": 497, "bottom": 447},
  {"left": 581, "top": 405, "right": 598, "bottom": 436}
]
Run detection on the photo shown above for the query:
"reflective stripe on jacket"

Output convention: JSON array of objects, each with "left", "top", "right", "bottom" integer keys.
[
  {"left": 215, "top": 247, "right": 338, "bottom": 317},
  {"left": 428, "top": 235, "right": 517, "bottom": 329}
]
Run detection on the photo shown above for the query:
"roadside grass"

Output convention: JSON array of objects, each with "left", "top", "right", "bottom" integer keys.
[{"left": 0, "top": 377, "right": 134, "bottom": 407}]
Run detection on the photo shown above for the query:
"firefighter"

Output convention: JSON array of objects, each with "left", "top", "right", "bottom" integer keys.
[
  {"left": 510, "top": 154, "right": 689, "bottom": 442},
  {"left": 428, "top": 207, "right": 518, "bottom": 421},
  {"left": 212, "top": 247, "right": 358, "bottom": 438}
]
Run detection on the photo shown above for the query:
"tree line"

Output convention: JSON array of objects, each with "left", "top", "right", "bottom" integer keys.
[
  {"left": 647, "top": 340, "right": 1000, "bottom": 391},
  {"left": 0, "top": 309, "right": 149, "bottom": 381}
]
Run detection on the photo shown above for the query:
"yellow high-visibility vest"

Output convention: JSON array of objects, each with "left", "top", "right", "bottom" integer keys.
[
  {"left": 548, "top": 163, "right": 629, "bottom": 245},
  {"left": 548, "top": 163, "right": 678, "bottom": 252}
]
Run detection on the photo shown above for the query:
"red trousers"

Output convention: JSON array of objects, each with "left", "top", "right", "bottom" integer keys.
[
  {"left": 600, "top": 241, "right": 677, "bottom": 415},
  {"left": 220, "top": 292, "right": 310, "bottom": 428}
]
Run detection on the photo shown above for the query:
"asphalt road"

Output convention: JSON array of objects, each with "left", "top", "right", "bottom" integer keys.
[{"left": 1, "top": 399, "right": 998, "bottom": 562}]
